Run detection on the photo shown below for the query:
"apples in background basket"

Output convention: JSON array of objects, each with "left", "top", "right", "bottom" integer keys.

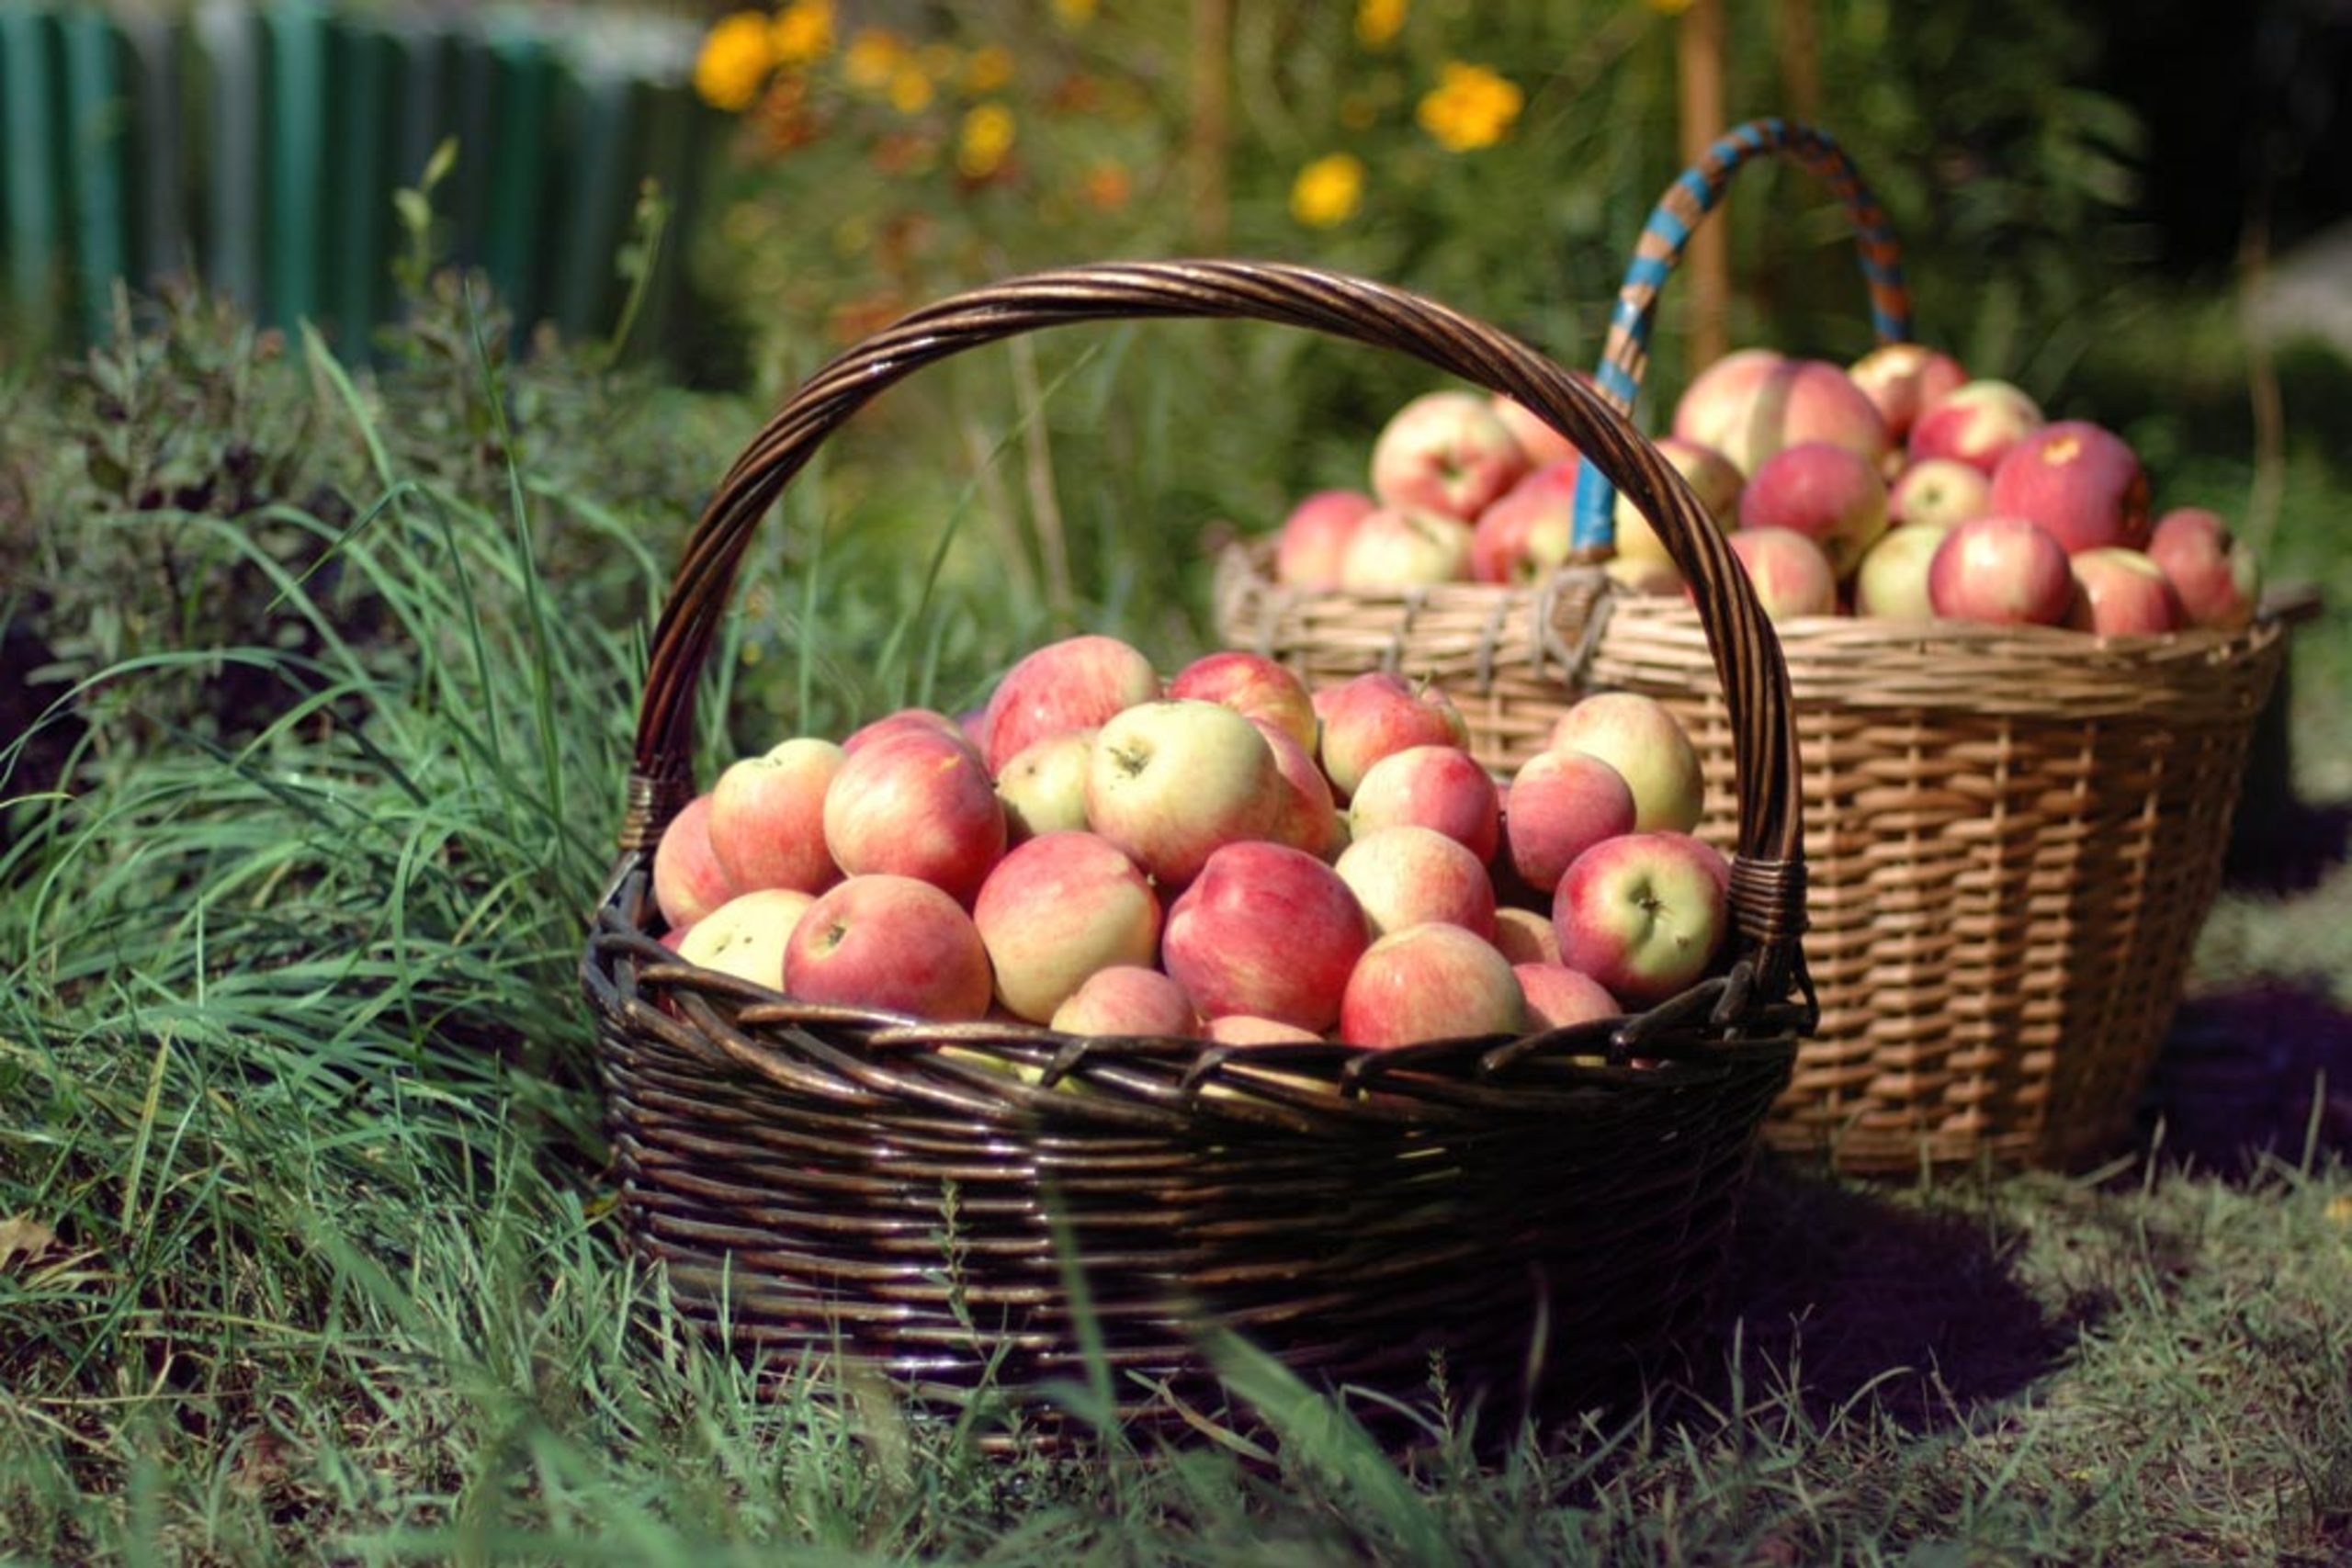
[
  {"left": 1727, "top": 526, "right": 1842, "bottom": 623},
  {"left": 973, "top": 831, "right": 1162, "bottom": 1023},
  {"left": 1553, "top": 831, "right": 1731, "bottom": 1007},
  {"left": 822, "top": 729, "right": 1006, "bottom": 907},
  {"left": 1161, "top": 840, "right": 1370, "bottom": 1034},
  {"left": 1085, "top": 699, "right": 1280, "bottom": 887},
  {"left": 2065, "top": 547, "right": 2184, "bottom": 638},
  {"left": 1926, "top": 515, "right": 2076, "bottom": 627},
  {"left": 1985, "top": 421, "right": 2151, "bottom": 554},
  {"left": 2147, "top": 507, "right": 2262, "bottom": 632},
  {"left": 1273, "top": 489, "right": 1379, "bottom": 591},
  {"left": 652, "top": 792, "right": 733, "bottom": 930},
  {"left": 1469, "top": 461, "right": 1581, "bottom": 586},
  {"left": 1370, "top": 389, "right": 1531, "bottom": 521},
  {"left": 1317, "top": 671, "right": 1469, "bottom": 800},
  {"left": 1738, "top": 441, "right": 1891, "bottom": 581},
  {"left": 707, "top": 737, "right": 845, "bottom": 897},
  {"left": 981, "top": 633, "right": 1161, "bottom": 776},
  {"left": 1050, "top": 965, "right": 1199, "bottom": 1038},
  {"left": 1907, "top": 379, "right": 2044, "bottom": 476},
  {"left": 1888, "top": 457, "right": 1990, "bottom": 531},
  {"left": 1851, "top": 522, "right": 1952, "bottom": 622},
  {"left": 1491, "top": 389, "right": 1583, "bottom": 468},
  {"left": 783, "top": 874, "right": 994, "bottom": 1021},
  {"left": 1340, "top": 921, "right": 1529, "bottom": 1048},
  {"left": 1675, "top": 352, "right": 1890, "bottom": 476},
  {"left": 1611, "top": 437, "right": 1743, "bottom": 581},
  {"left": 1339, "top": 505, "right": 1476, "bottom": 592},
  {"left": 1547, "top": 691, "right": 1706, "bottom": 835},
  {"left": 675, "top": 887, "right": 816, "bottom": 988},
  {"left": 1848, "top": 344, "right": 1968, "bottom": 445}
]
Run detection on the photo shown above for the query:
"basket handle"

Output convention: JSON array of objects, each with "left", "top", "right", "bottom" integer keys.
[
  {"left": 622, "top": 260, "right": 1809, "bottom": 995},
  {"left": 1570, "top": 118, "right": 1911, "bottom": 553}
]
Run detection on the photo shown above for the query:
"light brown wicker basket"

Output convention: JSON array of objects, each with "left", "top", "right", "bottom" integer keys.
[{"left": 1215, "top": 120, "right": 2292, "bottom": 1173}]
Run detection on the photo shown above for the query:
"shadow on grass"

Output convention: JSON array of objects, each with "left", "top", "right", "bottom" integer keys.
[{"left": 2146, "top": 981, "right": 2352, "bottom": 1175}]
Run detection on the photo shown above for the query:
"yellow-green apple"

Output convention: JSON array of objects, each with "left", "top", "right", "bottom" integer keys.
[
  {"left": 652, "top": 791, "right": 734, "bottom": 929},
  {"left": 1847, "top": 343, "right": 1968, "bottom": 443},
  {"left": 821, "top": 730, "right": 1006, "bottom": 906},
  {"left": 972, "top": 830, "right": 1162, "bottom": 1022},
  {"left": 782, "top": 874, "right": 994, "bottom": 1021},
  {"left": 1852, "top": 522, "right": 1952, "bottom": 621},
  {"left": 707, "top": 737, "right": 846, "bottom": 896},
  {"left": 1347, "top": 743, "right": 1501, "bottom": 863},
  {"left": 1370, "top": 389, "right": 1531, "bottom": 520},
  {"left": 1513, "top": 962, "right": 1622, "bottom": 1029},
  {"left": 1551, "top": 831, "right": 1730, "bottom": 1006},
  {"left": 1889, "top": 457, "right": 1990, "bottom": 530},
  {"left": 1339, "top": 922, "right": 1528, "bottom": 1047},
  {"left": 1926, "top": 515, "right": 2076, "bottom": 626},
  {"left": 1338, "top": 505, "right": 1475, "bottom": 591},
  {"left": 1493, "top": 906, "right": 1564, "bottom": 966},
  {"left": 1333, "top": 823, "right": 1498, "bottom": 941},
  {"left": 1679, "top": 355, "right": 1890, "bottom": 477},
  {"left": 1252, "top": 717, "right": 1346, "bottom": 860},
  {"left": 1167, "top": 650, "right": 1317, "bottom": 753},
  {"left": 996, "top": 728, "right": 1097, "bottom": 842},
  {"left": 2064, "top": 547, "right": 2184, "bottom": 637},
  {"left": 1606, "top": 556, "right": 1690, "bottom": 597},
  {"left": 1547, "top": 692, "right": 1705, "bottom": 834},
  {"left": 1316, "top": 671, "right": 1466, "bottom": 800},
  {"left": 676, "top": 886, "right": 816, "bottom": 988},
  {"left": 1204, "top": 1013, "right": 1324, "bottom": 1045},
  {"left": 1274, "top": 489, "right": 1378, "bottom": 591},
  {"left": 1737, "top": 441, "right": 1891, "bottom": 580},
  {"left": 1907, "top": 379, "right": 2045, "bottom": 476},
  {"left": 1985, "top": 421, "right": 2151, "bottom": 554},
  {"left": 1084, "top": 699, "right": 1279, "bottom": 886},
  {"left": 843, "top": 706, "right": 975, "bottom": 758},
  {"left": 1490, "top": 390, "right": 1582, "bottom": 468},
  {"left": 1049, "top": 964, "right": 1198, "bottom": 1038},
  {"left": 1469, "top": 460, "right": 1580, "bottom": 585},
  {"left": 980, "top": 633, "right": 1162, "bottom": 776},
  {"left": 1612, "top": 437, "right": 1743, "bottom": 576},
  {"left": 1160, "top": 840, "right": 1370, "bottom": 1032},
  {"left": 1503, "top": 748, "right": 1638, "bottom": 893},
  {"left": 1726, "top": 525, "right": 1841, "bottom": 621},
  {"left": 2146, "top": 507, "right": 2261, "bottom": 632}
]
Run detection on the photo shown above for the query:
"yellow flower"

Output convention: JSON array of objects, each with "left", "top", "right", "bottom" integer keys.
[
  {"left": 1290, "top": 152, "right": 1364, "bottom": 228},
  {"left": 693, "top": 11, "right": 777, "bottom": 111},
  {"left": 842, "top": 27, "right": 908, "bottom": 94},
  {"left": 966, "top": 43, "right": 1015, "bottom": 93},
  {"left": 888, "top": 62, "right": 934, "bottom": 113},
  {"left": 1645, "top": 0, "right": 1696, "bottom": 11},
  {"left": 1356, "top": 0, "right": 1408, "bottom": 49},
  {"left": 957, "top": 101, "right": 1016, "bottom": 178},
  {"left": 1417, "top": 62, "right": 1522, "bottom": 152},
  {"left": 1053, "top": 0, "right": 1096, "bottom": 25},
  {"left": 770, "top": 0, "right": 832, "bottom": 66}
]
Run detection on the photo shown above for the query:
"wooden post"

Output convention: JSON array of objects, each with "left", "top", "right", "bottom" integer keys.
[
  {"left": 1188, "top": 0, "right": 1232, "bottom": 254},
  {"left": 1676, "top": 0, "right": 1729, "bottom": 367},
  {"left": 1775, "top": 0, "right": 1820, "bottom": 126}
]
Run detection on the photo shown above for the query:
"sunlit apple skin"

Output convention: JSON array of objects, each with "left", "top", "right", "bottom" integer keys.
[
  {"left": 652, "top": 791, "right": 735, "bottom": 930},
  {"left": 980, "top": 633, "right": 1162, "bottom": 777},
  {"left": 972, "top": 831, "right": 1162, "bottom": 1023},
  {"left": 1848, "top": 344, "right": 1968, "bottom": 443},
  {"left": 1347, "top": 744, "right": 1501, "bottom": 863},
  {"left": 1492, "top": 387, "right": 1587, "bottom": 468},
  {"left": 1926, "top": 515, "right": 2076, "bottom": 627},
  {"left": 1204, "top": 1013, "right": 1325, "bottom": 1045},
  {"left": 1334, "top": 824, "right": 1498, "bottom": 942},
  {"left": 1851, "top": 523, "right": 1953, "bottom": 622},
  {"left": 1546, "top": 692, "right": 1705, "bottom": 835},
  {"left": 676, "top": 887, "right": 817, "bottom": 989},
  {"left": 707, "top": 738, "right": 846, "bottom": 897},
  {"left": 1083, "top": 699, "right": 1281, "bottom": 888},
  {"left": 842, "top": 707, "right": 975, "bottom": 758},
  {"left": 1504, "top": 749, "right": 1638, "bottom": 895},
  {"left": 1737, "top": 441, "right": 1890, "bottom": 581},
  {"left": 2146, "top": 507, "right": 2262, "bottom": 632},
  {"left": 1677, "top": 355, "right": 1889, "bottom": 477},
  {"left": 1889, "top": 457, "right": 1990, "bottom": 531},
  {"left": 1985, "top": 421, "right": 2152, "bottom": 555},
  {"left": 1514, "top": 963, "right": 1622, "bottom": 1030},
  {"left": 1167, "top": 650, "right": 1318, "bottom": 755},
  {"left": 782, "top": 874, "right": 994, "bottom": 1021},
  {"left": 1670, "top": 348, "right": 1786, "bottom": 460},
  {"left": 1726, "top": 525, "right": 1841, "bottom": 622},
  {"left": 1316, "top": 671, "right": 1466, "bottom": 801},
  {"left": 1907, "top": 379, "right": 2045, "bottom": 477},
  {"left": 2064, "top": 547, "right": 2184, "bottom": 637},
  {"left": 1274, "top": 489, "right": 1380, "bottom": 591},
  {"left": 996, "top": 728, "right": 1097, "bottom": 843},
  {"left": 1339, "top": 505, "right": 1475, "bottom": 591},
  {"left": 1552, "top": 832, "right": 1730, "bottom": 1007},
  {"left": 1370, "top": 389, "right": 1531, "bottom": 521},
  {"left": 1049, "top": 964, "right": 1198, "bottom": 1038},
  {"left": 821, "top": 730, "right": 1007, "bottom": 906},
  {"left": 1468, "top": 461, "right": 1581, "bottom": 586},
  {"left": 1612, "top": 437, "right": 1742, "bottom": 574},
  {"left": 1160, "top": 841, "right": 1370, "bottom": 1033},
  {"left": 1339, "top": 922, "right": 1528, "bottom": 1048}
]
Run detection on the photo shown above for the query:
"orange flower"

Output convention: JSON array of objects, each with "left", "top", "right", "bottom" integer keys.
[
  {"left": 1290, "top": 152, "right": 1364, "bottom": 227},
  {"left": 966, "top": 43, "right": 1015, "bottom": 93},
  {"left": 1356, "top": 0, "right": 1408, "bottom": 49},
  {"left": 693, "top": 11, "right": 776, "bottom": 111},
  {"left": 769, "top": 0, "right": 833, "bottom": 66},
  {"left": 1417, "top": 62, "right": 1522, "bottom": 152},
  {"left": 957, "top": 101, "right": 1017, "bottom": 179}
]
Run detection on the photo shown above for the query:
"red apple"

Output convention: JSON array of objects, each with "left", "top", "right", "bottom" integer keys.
[
  {"left": 1492, "top": 906, "right": 1564, "bottom": 966},
  {"left": 1552, "top": 831, "right": 1730, "bottom": 1006},
  {"left": 1204, "top": 1013, "right": 1325, "bottom": 1045},
  {"left": 1726, "top": 526, "right": 1841, "bottom": 622},
  {"left": 972, "top": 830, "right": 1162, "bottom": 1022},
  {"left": 1907, "top": 379, "right": 2045, "bottom": 476},
  {"left": 1514, "top": 963, "right": 1622, "bottom": 1030},
  {"left": 1670, "top": 348, "right": 1787, "bottom": 460},
  {"left": 676, "top": 887, "right": 816, "bottom": 988},
  {"left": 1491, "top": 390, "right": 1582, "bottom": 468},
  {"left": 1339, "top": 922, "right": 1528, "bottom": 1048},
  {"left": 1889, "top": 457, "right": 1991, "bottom": 531},
  {"left": 2146, "top": 507, "right": 2262, "bottom": 632},
  {"left": 2064, "top": 547, "right": 2184, "bottom": 638},
  {"left": 1985, "top": 420, "right": 2151, "bottom": 554},
  {"left": 1050, "top": 965, "right": 1199, "bottom": 1038},
  {"left": 1370, "top": 389, "right": 1531, "bottom": 521},
  {"left": 1926, "top": 515, "right": 2076, "bottom": 626},
  {"left": 1084, "top": 699, "right": 1280, "bottom": 886},
  {"left": 1679, "top": 355, "right": 1889, "bottom": 477},
  {"left": 1612, "top": 436, "right": 1743, "bottom": 575},
  {"left": 1504, "top": 748, "right": 1638, "bottom": 894},
  {"left": 1334, "top": 824, "right": 1498, "bottom": 941},
  {"left": 652, "top": 791, "right": 734, "bottom": 930},
  {"left": 1347, "top": 744, "right": 1501, "bottom": 863},
  {"left": 1161, "top": 840, "right": 1371, "bottom": 1032},
  {"left": 843, "top": 707, "right": 975, "bottom": 758},
  {"left": 1167, "top": 650, "right": 1317, "bottom": 754},
  {"left": 996, "top": 728, "right": 1098, "bottom": 842},
  {"left": 1737, "top": 441, "right": 1892, "bottom": 580},
  {"left": 1253, "top": 717, "right": 1347, "bottom": 861},
  {"left": 1547, "top": 692, "right": 1705, "bottom": 835},
  {"left": 1339, "top": 505, "right": 1475, "bottom": 591},
  {"left": 1274, "top": 489, "right": 1379, "bottom": 591},
  {"left": 980, "top": 633, "right": 1162, "bottom": 776},
  {"left": 1469, "top": 460, "right": 1581, "bottom": 585},
  {"left": 706, "top": 738, "right": 845, "bottom": 897},
  {"left": 1851, "top": 523, "right": 1952, "bottom": 622},
  {"left": 1316, "top": 671, "right": 1466, "bottom": 801},
  {"left": 821, "top": 730, "right": 1006, "bottom": 906},
  {"left": 1847, "top": 344, "right": 1968, "bottom": 443},
  {"left": 783, "top": 874, "right": 993, "bottom": 1021}
]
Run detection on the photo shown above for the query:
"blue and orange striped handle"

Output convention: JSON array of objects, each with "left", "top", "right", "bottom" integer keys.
[{"left": 1571, "top": 118, "right": 1912, "bottom": 553}]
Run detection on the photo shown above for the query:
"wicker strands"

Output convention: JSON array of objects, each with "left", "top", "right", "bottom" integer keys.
[{"left": 579, "top": 260, "right": 1812, "bottom": 1432}]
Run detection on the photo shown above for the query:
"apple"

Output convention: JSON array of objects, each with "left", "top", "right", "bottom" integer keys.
[
  {"left": 1369, "top": 389, "right": 1531, "bottom": 521},
  {"left": 1204, "top": 1013, "right": 1325, "bottom": 1045},
  {"left": 1737, "top": 441, "right": 1891, "bottom": 580},
  {"left": 1253, "top": 717, "right": 1347, "bottom": 860},
  {"left": 1347, "top": 744, "right": 1501, "bottom": 863},
  {"left": 1851, "top": 523, "right": 1952, "bottom": 621},
  {"left": 1167, "top": 650, "right": 1317, "bottom": 754},
  {"left": 1085, "top": 699, "right": 1280, "bottom": 887},
  {"left": 1469, "top": 460, "right": 1581, "bottom": 585},
  {"left": 1847, "top": 344, "right": 1968, "bottom": 443},
  {"left": 972, "top": 830, "right": 1162, "bottom": 1022},
  {"left": 1611, "top": 436, "right": 1743, "bottom": 574},
  {"left": 1503, "top": 748, "right": 1638, "bottom": 893},
  {"left": 1889, "top": 457, "right": 1991, "bottom": 531},
  {"left": 981, "top": 633, "right": 1162, "bottom": 776},
  {"left": 1315, "top": 671, "right": 1466, "bottom": 800},
  {"left": 1670, "top": 347, "right": 1787, "bottom": 460},
  {"left": 1333, "top": 823, "right": 1498, "bottom": 941},
  {"left": 1491, "top": 391, "right": 1582, "bottom": 468},
  {"left": 843, "top": 707, "right": 975, "bottom": 758},
  {"left": 1547, "top": 692, "right": 1705, "bottom": 835},
  {"left": 1049, "top": 965, "right": 1198, "bottom": 1038},
  {"left": 1926, "top": 515, "right": 2076, "bottom": 626},
  {"left": 1679, "top": 355, "right": 1889, "bottom": 477},
  {"left": 1985, "top": 420, "right": 2151, "bottom": 554},
  {"left": 1339, "top": 922, "right": 1528, "bottom": 1048},
  {"left": 1339, "top": 505, "right": 1476, "bottom": 591},
  {"left": 1552, "top": 831, "right": 1730, "bottom": 1006},
  {"left": 2146, "top": 507, "right": 2262, "bottom": 632},
  {"left": 1492, "top": 906, "right": 1564, "bottom": 966},
  {"left": 1161, "top": 840, "right": 1370, "bottom": 1032},
  {"left": 652, "top": 791, "right": 734, "bottom": 930},
  {"left": 1606, "top": 556, "right": 1690, "bottom": 597},
  {"left": 1907, "top": 379, "right": 2044, "bottom": 476},
  {"left": 821, "top": 729, "right": 1007, "bottom": 906},
  {"left": 1726, "top": 526, "right": 1841, "bottom": 621},
  {"left": 1514, "top": 963, "right": 1621, "bottom": 1030},
  {"left": 707, "top": 738, "right": 846, "bottom": 897},
  {"left": 1274, "top": 489, "right": 1379, "bottom": 591},
  {"left": 676, "top": 887, "right": 816, "bottom": 988},
  {"left": 2064, "top": 547, "right": 2184, "bottom": 637},
  {"left": 996, "top": 728, "right": 1098, "bottom": 842},
  {"left": 783, "top": 874, "right": 994, "bottom": 1021}
]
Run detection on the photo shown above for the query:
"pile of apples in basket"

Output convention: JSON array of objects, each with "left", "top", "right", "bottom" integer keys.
[
  {"left": 655, "top": 644, "right": 1723, "bottom": 1045},
  {"left": 1276, "top": 343, "right": 2263, "bottom": 636}
]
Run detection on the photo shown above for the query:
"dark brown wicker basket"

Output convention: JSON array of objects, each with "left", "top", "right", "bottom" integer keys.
[{"left": 578, "top": 260, "right": 1813, "bottom": 1435}]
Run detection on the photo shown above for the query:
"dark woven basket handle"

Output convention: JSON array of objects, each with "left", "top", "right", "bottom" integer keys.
[
  {"left": 623, "top": 260, "right": 1808, "bottom": 992},
  {"left": 1570, "top": 118, "right": 1911, "bottom": 552}
]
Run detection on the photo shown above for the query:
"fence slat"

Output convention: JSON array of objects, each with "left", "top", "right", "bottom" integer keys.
[
  {"left": 1, "top": 2, "right": 63, "bottom": 329},
  {"left": 59, "top": 5, "right": 127, "bottom": 341}
]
